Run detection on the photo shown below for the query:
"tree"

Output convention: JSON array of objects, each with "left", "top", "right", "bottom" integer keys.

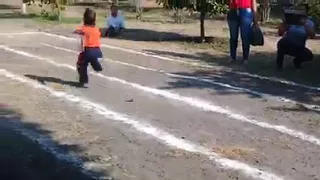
[
  {"left": 157, "top": 0, "right": 228, "bottom": 41},
  {"left": 23, "top": 0, "right": 70, "bottom": 21},
  {"left": 259, "top": 0, "right": 271, "bottom": 22},
  {"left": 133, "top": 0, "right": 143, "bottom": 20}
]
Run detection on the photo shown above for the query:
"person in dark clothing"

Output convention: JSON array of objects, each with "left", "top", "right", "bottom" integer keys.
[{"left": 276, "top": 5, "right": 316, "bottom": 71}]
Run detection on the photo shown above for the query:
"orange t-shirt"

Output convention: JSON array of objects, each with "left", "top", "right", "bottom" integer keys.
[{"left": 77, "top": 25, "right": 101, "bottom": 48}]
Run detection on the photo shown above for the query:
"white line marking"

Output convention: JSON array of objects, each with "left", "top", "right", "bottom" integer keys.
[
  {"left": 0, "top": 69, "right": 284, "bottom": 180},
  {"left": 14, "top": 126, "right": 101, "bottom": 178},
  {"left": 0, "top": 32, "right": 39, "bottom": 36},
  {"left": 41, "top": 43, "right": 164, "bottom": 72},
  {"left": 1, "top": 45, "right": 320, "bottom": 147},
  {"left": 41, "top": 43, "right": 320, "bottom": 112},
  {"left": 38, "top": 32, "right": 320, "bottom": 91}
]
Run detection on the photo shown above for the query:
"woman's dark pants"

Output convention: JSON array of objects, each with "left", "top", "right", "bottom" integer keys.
[{"left": 227, "top": 8, "right": 253, "bottom": 61}]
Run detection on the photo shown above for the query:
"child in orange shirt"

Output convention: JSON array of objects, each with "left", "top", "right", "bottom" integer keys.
[{"left": 75, "top": 8, "right": 103, "bottom": 88}]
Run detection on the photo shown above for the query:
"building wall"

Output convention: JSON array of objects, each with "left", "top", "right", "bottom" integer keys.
[
  {"left": 126, "top": 0, "right": 161, "bottom": 7},
  {"left": 0, "top": 0, "right": 22, "bottom": 8}
]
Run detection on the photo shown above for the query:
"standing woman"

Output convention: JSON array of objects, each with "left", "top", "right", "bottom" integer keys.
[{"left": 227, "top": 0, "right": 258, "bottom": 64}]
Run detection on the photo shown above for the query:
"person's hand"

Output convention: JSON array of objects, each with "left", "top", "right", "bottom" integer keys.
[
  {"left": 252, "top": 14, "right": 259, "bottom": 27},
  {"left": 73, "top": 30, "right": 84, "bottom": 35},
  {"left": 253, "top": 20, "right": 259, "bottom": 28}
]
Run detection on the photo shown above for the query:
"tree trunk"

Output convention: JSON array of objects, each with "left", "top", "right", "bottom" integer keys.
[
  {"left": 21, "top": 3, "right": 27, "bottom": 14},
  {"left": 200, "top": 0, "right": 206, "bottom": 42},
  {"left": 135, "top": 0, "right": 142, "bottom": 20},
  {"left": 261, "top": 0, "right": 271, "bottom": 23}
]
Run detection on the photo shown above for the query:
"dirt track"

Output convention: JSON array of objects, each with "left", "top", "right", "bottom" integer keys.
[{"left": 0, "top": 20, "right": 320, "bottom": 180}]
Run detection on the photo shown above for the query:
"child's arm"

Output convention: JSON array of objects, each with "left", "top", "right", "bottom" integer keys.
[
  {"left": 74, "top": 26, "right": 84, "bottom": 35},
  {"left": 73, "top": 29, "right": 84, "bottom": 35},
  {"left": 120, "top": 16, "right": 125, "bottom": 29},
  {"left": 106, "top": 17, "right": 111, "bottom": 28}
]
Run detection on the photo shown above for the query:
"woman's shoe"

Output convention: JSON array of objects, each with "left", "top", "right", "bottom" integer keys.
[{"left": 240, "top": 59, "right": 248, "bottom": 65}]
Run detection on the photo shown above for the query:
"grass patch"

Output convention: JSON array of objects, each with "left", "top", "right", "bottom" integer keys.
[
  {"left": 31, "top": 15, "right": 82, "bottom": 25},
  {"left": 212, "top": 146, "right": 256, "bottom": 159},
  {"left": 180, "top": 36, "right": 229, "bottom": 52},
  {"left": 261, "top": 18, "right": 282, "bottom": 29}
]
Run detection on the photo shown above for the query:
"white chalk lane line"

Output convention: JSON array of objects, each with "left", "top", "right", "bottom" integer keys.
[
  {"left": 41, "top": 42, "right": 320, "bottom": 112},
  {"left": 1, "top": 44, "right": 320, "bottom": 147},
  {"left": 0, "top": 32, "right": 39, "bottom": 36},
  {"left": 0, "top": 68, "right": 284, "bottom": 180},
  {"left": 7, "top": 123, "right": 104, "bottom": 179},
  {"left": 38, "top": 31, "right": 320, "bottom": 92},
  {"left": 2, "top": 31, "right": 320, "bottom": 92}
]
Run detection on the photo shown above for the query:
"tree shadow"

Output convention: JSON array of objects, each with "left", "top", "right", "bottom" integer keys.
[
  {"left": 103, "top": 28, "right": 228, "bottom": 43},
  {"left": 267, "top": 104, "right": 320, "bottom": 115},
  {"left": 145, "top": 49, "right": 320, "bottom": 86},
  {"left": 0, "top": 104, "right": 114, "bottom": 180},
  {"left": 149, "top": 50, "right": 320, "bottom": 106},
  {"left": 25, "top": 74, "right": 84, "bottom": 88},
  {"left": 0, "top": 12, "right": 36, "bottom": 19}
]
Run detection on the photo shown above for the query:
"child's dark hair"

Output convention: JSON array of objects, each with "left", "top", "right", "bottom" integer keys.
[{"left": 83, "top": 8, "right": 96, "bottom": 26}]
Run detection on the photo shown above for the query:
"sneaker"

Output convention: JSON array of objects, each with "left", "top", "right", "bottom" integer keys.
[
  {"left": 228, "top": 59, "right": 236, "bottom": 64},
  {"left": 78, "top": 82, "right": 89, "bottom": 88},
  {"left": 240, "top": 59, "right": 248, "bottom": 65}
]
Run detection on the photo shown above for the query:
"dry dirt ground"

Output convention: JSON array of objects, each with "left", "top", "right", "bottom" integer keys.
[
  {"left": 27, "top": 4, "right": 320, "bottom": 85},
  {"left": 0, "top": 6, "right": 320, "bottom": 180}
]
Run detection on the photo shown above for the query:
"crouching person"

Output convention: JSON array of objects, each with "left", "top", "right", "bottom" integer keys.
[{"left": 276, "top": 10, "right": 315, "bottom": 71}]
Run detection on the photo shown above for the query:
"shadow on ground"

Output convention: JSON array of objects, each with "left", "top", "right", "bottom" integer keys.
[
  {"left": 102, "top": 28, "right": 228, "bottom": 44},
  {"left": 0, "top": 12, "right": 36, "bottom": 19},
  {"left": 146, "top": 49, "right": 320, "bottom": 106},
  {"left": 0, "top": 104, "right": 112, "bottom": 180},
  {"left": 267, "top": 104, "right": 320, "bottom": 115},
  {"left": 25, "top": 74, "right": 84, "bottom": 88}
]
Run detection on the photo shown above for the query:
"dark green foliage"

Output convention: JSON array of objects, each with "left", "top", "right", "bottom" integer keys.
[
  {"left": 23, "top": 0, "right": 70, "bottom": 21},
  {"left": 157, "top": 0, "right": 228, "bottom": 40},
  {"left": 157, "top": 0, "right": 228, "bottom": 15},
  {"left": 308, "top": 2, "right": 320, "bottom": 28}
]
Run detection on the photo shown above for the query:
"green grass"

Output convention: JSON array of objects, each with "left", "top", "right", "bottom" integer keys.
[{"left": 31, "top": 15, "right": 82, "bottom": 24}]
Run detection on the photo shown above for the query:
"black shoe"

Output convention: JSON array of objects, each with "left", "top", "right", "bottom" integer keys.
[{"left": 293, "top": 58, "right": 301, "bottom": 69}]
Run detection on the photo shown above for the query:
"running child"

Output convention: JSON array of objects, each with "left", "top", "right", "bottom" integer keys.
[{"left": 75, "top": 8, "right": 103, "bottom": 88}]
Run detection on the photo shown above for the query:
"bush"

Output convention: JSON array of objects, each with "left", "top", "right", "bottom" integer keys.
[
  {"left": 40, "top": 9, "right": 60, "bottom": 21},
  {"left": 309, "top": 3, "right": 320, "bottom": 29}
]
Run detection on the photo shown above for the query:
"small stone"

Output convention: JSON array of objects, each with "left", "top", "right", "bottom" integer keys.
[{"left": 126, "top": 99, "right": 133, "bottom": 103}]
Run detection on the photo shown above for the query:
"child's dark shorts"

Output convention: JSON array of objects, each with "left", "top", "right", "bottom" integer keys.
[
  {"left": 82, "top": 47, "right": 103, "bottom": 71},
  {"left": 77, "top": 47, "right": 103, "bottom": 84}
]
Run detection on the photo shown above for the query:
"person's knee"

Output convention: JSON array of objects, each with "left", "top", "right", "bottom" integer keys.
[{"left": 91, "top": 59, "right": 103, "bottom": 71}]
